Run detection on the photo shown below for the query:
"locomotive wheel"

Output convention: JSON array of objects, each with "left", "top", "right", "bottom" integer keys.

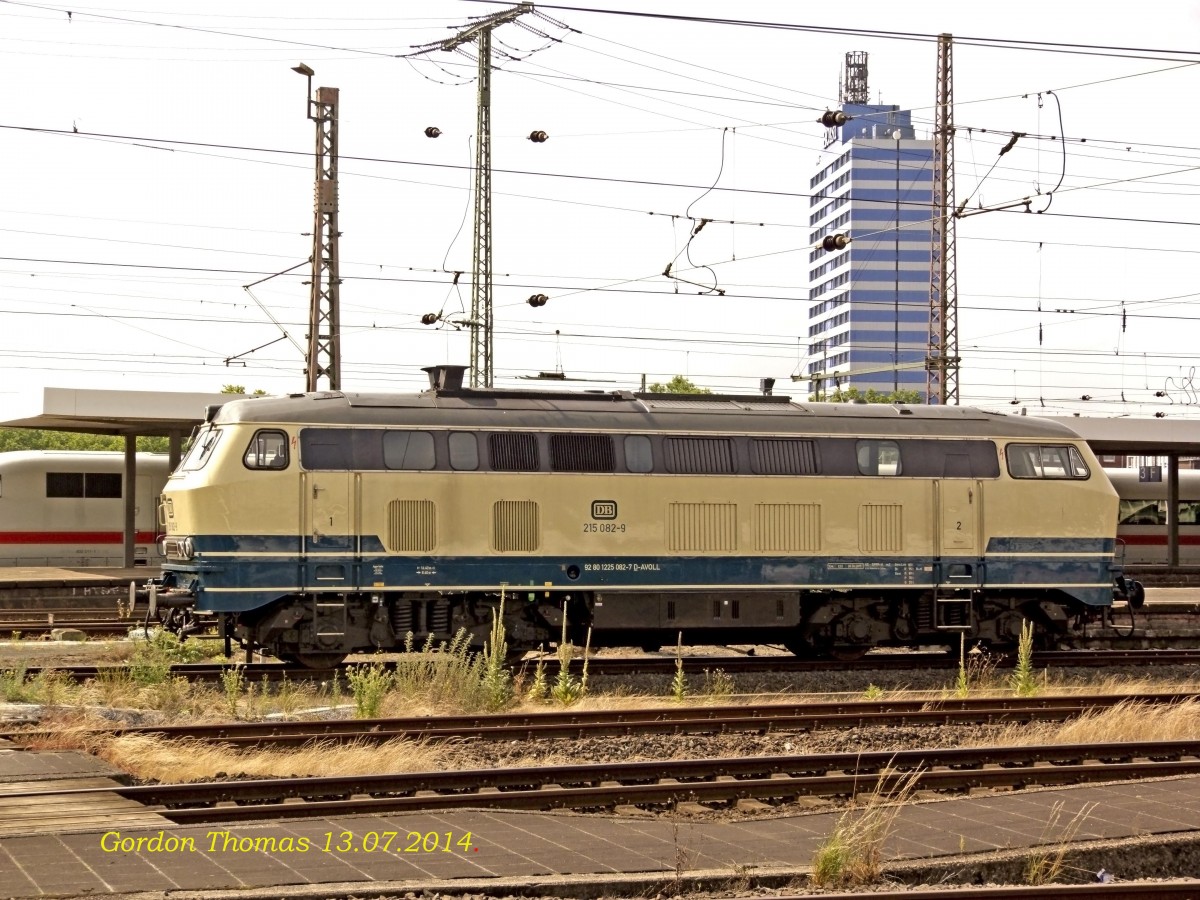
[{"left": 283, "top": 652, "right": 347, "bottom": 669}]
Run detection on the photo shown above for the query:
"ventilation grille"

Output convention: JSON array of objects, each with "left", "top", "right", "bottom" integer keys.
[
  {"left": 755, "top": 503, "right": 820, "bottom": 552},
  {"left": 493, "top": 500, "right": 540, "bottom": 552},
  {"left": 667, "top": 502, "right": 736, "bottom": 551},
  {"left": 489, "top": 433, "right": 539, "bottom": 471},
  {"left": 751, "top": 439, "right": 819, "bottom": 475},
  {"left": 550, "top": 434, "right": 614, "bottom": 472},
  {"left": 859, "top": 504, "right": 903, "bottom": 552},
  {"left": 386, "top": 500, "right": 436, "bottom": 552},
  {"left": 663, "top": 438, "right": 735, "bottom": 474}
]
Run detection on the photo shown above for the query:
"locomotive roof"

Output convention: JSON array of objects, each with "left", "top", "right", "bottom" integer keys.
[{"left": 207, "top": 388, "right": 1084, "bottom": 441}]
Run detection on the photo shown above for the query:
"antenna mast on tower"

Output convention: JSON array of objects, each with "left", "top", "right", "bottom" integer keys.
[{"left": 840, "top": 51, "right": 869, "bottom": 104}]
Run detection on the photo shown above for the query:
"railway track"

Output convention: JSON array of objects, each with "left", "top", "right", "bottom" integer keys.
[
  {"left": 0, "top": 619, "right": 143, "bottom": 637},
  {"left": 9, "top": 647, "right": 1200, "bottom": 683},
  {"left": 7, "top": 738, "right": 1200, "bottom": 822},
  {"left": 765, "top": 885, "right": 1200, "bottom": 899},
  {"left": 6, "top": 691, "right": 1196, "bottom": 747}
]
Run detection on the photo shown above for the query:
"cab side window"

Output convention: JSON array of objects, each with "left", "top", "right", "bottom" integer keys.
[
  {"left": 244, "top": 430, "right": 289, "bottom": 470},
  {"left": 1006, "top": 444, "right": 1090, "bottom": 479}
]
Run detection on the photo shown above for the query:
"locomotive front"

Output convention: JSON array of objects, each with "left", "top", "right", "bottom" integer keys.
[{"left": 154, "top": 400, "right": 308, "bottom": 651}]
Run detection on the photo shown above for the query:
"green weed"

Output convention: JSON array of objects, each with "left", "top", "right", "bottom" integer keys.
[
  {"left": 480, "top": 591, "right": 513, "bottom": 711},
  {"left": 1011, "top": 619, "right": 1039, "bottom": 697},
  {"left": 220, "top": 666, "right": 245, "bottom": 719},
  {"left": 670, "top": 632, "right": 688, "bottom": 703},
  {"left": 345, "top": 659, "right": 394, "bottom": 719}
]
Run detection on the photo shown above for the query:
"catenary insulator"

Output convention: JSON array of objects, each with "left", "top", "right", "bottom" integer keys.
[
  {"left": 421, "top": 313, "right": 439, "bottom": 325},
  {"left": 818, "top": 233, "right": 850, "bottom": 252},
  {"left": 818, "top": 110, "right": 848, "bottom": 127},
  {"left": 528, "top": 130, "right": 549, "bottom": 143},
  {"left": 527, "top": 293, "right": 548, "bottom": 307},
  {"left": 424, "top": 127, "right": 442, "bottom": 138}
]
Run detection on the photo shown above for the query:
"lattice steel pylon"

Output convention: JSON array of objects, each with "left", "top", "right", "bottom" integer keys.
[
  {"left": 470, "top": 28, "right": 495, "bottom": 388},
  {"left": 429, "top": 3, "right": 534, "bottom": 388},
  {"left": 305, "top": 85, "right": 341, "bottom": 392},
  {"left": 926, "top": 33, "right": 959, "bottom": 405}
]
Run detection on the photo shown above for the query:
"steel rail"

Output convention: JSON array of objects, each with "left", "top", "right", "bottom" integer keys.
[
  {"left": 4, "top": 691, "right": 1196, "bottom": 747},
  {"left": 8, "top": 738, "right": 1200, "bottom": 822},
  {"left": 776, "top": 884, "right": 1200, "bottom": 899},
  {"left": 14, "top": 647, "right": 1200, "bottom": 684}
]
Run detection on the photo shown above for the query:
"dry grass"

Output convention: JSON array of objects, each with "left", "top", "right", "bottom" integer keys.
[
  {"left": 1025, "top": 801, "right": 1097, "bottom": 884},
  {"left": 979, "top": 697, "right": 1200, "bottom": 747},
  {"left": 22, "top": 727, "right": 454, "bottom": 782},
  {"left": 810, "top": 766, "right": 923, "bottom": 888}
]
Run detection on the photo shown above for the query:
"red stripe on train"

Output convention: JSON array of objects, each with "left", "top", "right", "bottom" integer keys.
[
  {"left": 1119, "top": 534, "right": 1200, "bottom": 546},
  {"left": 0, "top": 531, "right": 159, "bottom": 544}
]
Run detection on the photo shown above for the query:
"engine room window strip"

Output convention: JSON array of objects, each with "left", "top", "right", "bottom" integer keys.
[{"left": 291, "top": 426, "right": 1002, "bottom": 479}]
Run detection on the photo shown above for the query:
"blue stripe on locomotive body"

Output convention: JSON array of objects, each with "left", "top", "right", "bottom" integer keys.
[{"left": 166, "top": 537, "right": 1115, "bottom": 612}]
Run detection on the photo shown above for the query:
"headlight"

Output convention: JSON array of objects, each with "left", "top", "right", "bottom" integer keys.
[{"left": 165, "top": 537, "right": 195, "bottom": 560}]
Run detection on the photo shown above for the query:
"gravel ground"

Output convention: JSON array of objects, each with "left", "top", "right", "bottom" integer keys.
[{"left": 6, "top": 641, "right": 1200, "bottom": 897}]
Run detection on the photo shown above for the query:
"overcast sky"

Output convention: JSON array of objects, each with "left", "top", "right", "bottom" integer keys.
[{"left": 1, "top": 0, "right": 1198, "bottom": 419}]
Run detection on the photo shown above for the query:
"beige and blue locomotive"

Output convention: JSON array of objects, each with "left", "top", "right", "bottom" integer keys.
[{"left": 153, "top": 366, "right": 1137, "bottom": 666}]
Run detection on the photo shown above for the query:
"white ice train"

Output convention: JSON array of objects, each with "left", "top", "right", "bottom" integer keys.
[
  {"left": 1110, "top": 468, "right": 1200, "bottom": 566},
  {"left": 0, "top": 451, "right": 170, "bottom": 567}
]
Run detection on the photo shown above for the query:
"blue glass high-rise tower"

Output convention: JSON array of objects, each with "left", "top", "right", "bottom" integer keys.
[{"left": 806, "top": 98, "right": 935, "bottom": 400}]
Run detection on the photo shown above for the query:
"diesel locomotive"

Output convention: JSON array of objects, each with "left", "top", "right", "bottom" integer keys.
[{"left": 150, "top": 365, "right": 1139, "bottom": 666}]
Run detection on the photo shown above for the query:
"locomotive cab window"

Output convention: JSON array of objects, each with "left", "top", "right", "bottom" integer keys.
[
  {"left": 1007, "top": 444, "right": 1090, "bottom": 479},
  {"left": 244, "top": 430, "right": 289, "bottom": 470},
  {"left": 857, "top": 440, "right": 901, "bottom": 476}
]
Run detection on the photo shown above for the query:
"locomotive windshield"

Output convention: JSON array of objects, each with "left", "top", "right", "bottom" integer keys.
[{"left": 178, "top": 427, "right": 222, "bottom": 472}]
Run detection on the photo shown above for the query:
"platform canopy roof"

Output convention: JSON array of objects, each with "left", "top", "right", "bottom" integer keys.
[
  {"left": 1033, "top": 415, "right": 1200, "bottom": 458},
  {"left": 0, "top": 388, "right": 242, "bottom": 437}
]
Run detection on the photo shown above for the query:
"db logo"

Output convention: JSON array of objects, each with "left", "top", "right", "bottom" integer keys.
[{"left": 591, "top": 500, "right": 618, "bottom": 520}]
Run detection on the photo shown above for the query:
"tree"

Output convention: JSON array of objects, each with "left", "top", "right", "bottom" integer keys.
[
  {"left": 221, "top": 385, "right": 268, "bottom": 396},
  {"left": 647, "top": 375, "right": 711, "bottom": 395},
  {"left": 0, "top": 429, "right": 167, "bottom": 452},
  {"left": 811, "top": 387, "right": 922, "bottom": 404}
]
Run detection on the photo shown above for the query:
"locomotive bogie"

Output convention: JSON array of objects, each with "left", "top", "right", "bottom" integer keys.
[{"left": 156, "top": 387, "right": 1130, "bottom": 664}]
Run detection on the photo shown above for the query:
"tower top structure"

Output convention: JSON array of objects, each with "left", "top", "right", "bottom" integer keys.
[{"left": 840, "top": 51, "right": 869, "bottom": 105}]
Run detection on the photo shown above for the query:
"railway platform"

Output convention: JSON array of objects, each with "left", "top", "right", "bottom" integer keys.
[
  {"left": 0, "top": 748, "right": 1199, "bottom": 897},
  {"left": 0, "top": 566, "right": 157, "bottom": 612}
]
